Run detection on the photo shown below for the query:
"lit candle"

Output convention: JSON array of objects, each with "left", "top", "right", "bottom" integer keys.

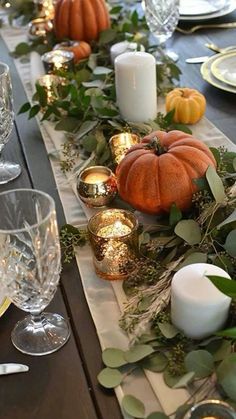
[
  {"left": 109, "top": 132, "right": 140, "bottom": 164},
  {"left": 37, "top": 74, "right": 66, "bottom": 103},
  {"left": 77, "top": 166, "right": 117, "bottom": 207},
  {"left": 171, "top": 263, "right": 232, "bottom": 339},
  {"left": 88, "top": 209, "right": 139, "bottom": 280},
  {"left": 41, "top": 50, "right": 74, "bottom": 73},
  {"left": 115, "top": 51, "right": 157, "bottom": 123},
  {"left": 110, "top": 41, "right": 145, "bottom": 65},
  {"left": 28, "top": 17, "right": 53, "bottom": 40}
]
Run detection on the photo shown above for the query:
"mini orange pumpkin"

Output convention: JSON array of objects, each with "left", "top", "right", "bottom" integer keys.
[
  {"left": 166, "top": 88, "right": 206, "bottom": 124},
  {"left": 116, "top": 130, "right": 216, "bottom": 215},
  {"left": 54, "top": 0, "right": 110, "bottom": 42},
  {"left": 54, "top": 41, "right": 91, "bottom": 63}
]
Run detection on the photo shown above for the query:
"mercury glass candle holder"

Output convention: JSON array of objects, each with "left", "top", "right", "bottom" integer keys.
[
  {"left": 88, "top": 209, "right": 139, "bottom": 280},
  {"left": 28, "top": 17, "right": 53, "bottom": 40},
  {"left": 34, "top": 0, "right": 56, "bottom": 19},
  {"left": 183, "top": 399, "right": 236, "bottom": 419},
  {"left": 109, "top": 132, "right": 140, "bottom": 165},
  {"left": 77, "top": 166, "right": 117, "bottom": 208},
  {"left": 41, "top": 50, "right": 74, "bottom": 74},
  {"left": 37, "top": 74, "right": 67, "bottom": 104}
]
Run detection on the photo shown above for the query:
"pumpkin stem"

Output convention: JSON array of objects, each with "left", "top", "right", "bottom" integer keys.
[{"left": 145, "top": 136, "right": 166, "bottom": 155}]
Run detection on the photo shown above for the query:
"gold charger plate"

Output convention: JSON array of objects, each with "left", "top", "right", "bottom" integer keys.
[
  {"left": 201, "top": 54, "right": 236, "bottom": 93},
  {"left": 0, "top": 296, "right": 10, "bottom": 317},
  {"left": 211, "top": 51, "right": 236, "bottom": 87}
]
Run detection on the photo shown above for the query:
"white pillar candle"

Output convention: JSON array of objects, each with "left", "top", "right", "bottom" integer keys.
[
  {"left": 171, "top": 263, "right": 231, "bottom": 339},
  {"left": 110, "top": 41, "right": 145, "bottom": 64},
  {"left": 115, "top": 52, "right": 157, "bottom": 123}
]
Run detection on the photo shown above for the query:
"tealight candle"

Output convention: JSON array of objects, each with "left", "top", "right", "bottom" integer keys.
[
  {"left": 115, "top": 51, "right": 157, "bottom": 122},
  {"left": 41, "top": 50, "right": 74, "bottom": 74},
  {"left": 88, "top": 209, "right": 139, "bottom": 280},
  {"left": 110, "top": 41, "right": 145, "bottom": 64},
  {"left": 28, "top": 17, "right": 53, "bottom": 40},
  {"left": 37, "top": 74, "right": 66, "bottom": 103},
  {"left": 171, "top": 263, "right": 232, "bottom": 339},
  {"left": 77, "top": 166, "right": 117, "bottom": 207},
  {"left": 109, "top": 132, "right": 140, "bottom": 165}
]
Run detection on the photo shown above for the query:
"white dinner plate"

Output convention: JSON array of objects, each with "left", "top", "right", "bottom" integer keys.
[
  {"left": 211, "top": 51, "right": 236, "bottom": 87},
  {"left": 201, "top": 54, "right": 236, "bottom": 93},
  {"left": 180, "top": 0, "right": 236, "bottom": 21},
  {"left": 180, "top": 0, "right": 227, "bottom": 16}
]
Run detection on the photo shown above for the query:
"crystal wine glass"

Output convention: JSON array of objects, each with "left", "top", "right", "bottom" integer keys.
[
  {"left": 0, "top": 188, "right": 70, "bottom": 356},
  {"left": 0, "top": 62, "right": 21, "bottom": 184},
  {"left": 144, "top": 0, "right": 180, "bottom": 62}
]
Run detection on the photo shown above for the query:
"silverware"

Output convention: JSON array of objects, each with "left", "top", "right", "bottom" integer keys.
[
  {"left": 205, "top": 42, "right": 236, "bottom": 53},
  {"left": 0, "top": 363, "right": 29, "bottom": 375},
  {"left": 185, "top": 56, "right": 211, "bottom": 63},
  {"left": 176, "top": 22, "right": 236, "bottom": 34}
]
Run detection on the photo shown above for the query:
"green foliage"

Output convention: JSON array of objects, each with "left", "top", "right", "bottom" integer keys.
[{"left": 60, "top": 224, "right": 88, "bottom": 263}]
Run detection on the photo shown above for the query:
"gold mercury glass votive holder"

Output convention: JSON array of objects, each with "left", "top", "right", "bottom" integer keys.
[
  {"left": 77, "top": 166, "right": 117, "bottom": 208},
  {"left": 183, "top": 399, "right": 236, "bottom": 419},
  {"left": 88, "top": 209, "right": 139, "bottom": 280},
  {"left": 41, "top": 50, "right": 74, "bottom": 74},
  {"left": 37, "top": 74, "right": 67, "bottom": 104},
  {"left": 28, "top": 17, "right": 53, "bottom": 40},
  {"left": 109, "top": 132, "right": 140, "bottom": 165}
]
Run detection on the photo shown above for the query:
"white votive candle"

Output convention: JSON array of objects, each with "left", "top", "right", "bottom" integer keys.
[
  {"left": 115, "top": 52, "right": 157, "bottom": 122},
  {"left": 84, "top": 172, "right": 109, "bottom": 184},
  {"left": 110, "top": 41, "right": 145, "bottom": 64},
  {"left": 171, "top": 263, "right": 231, "bottom": 339}
]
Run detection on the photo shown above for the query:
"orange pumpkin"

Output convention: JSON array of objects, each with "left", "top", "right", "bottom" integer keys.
[
  {"left": 54, "top": 41, "right": 91, "bottom": 63},
  {"left": 166, "top": 88, "right": 206, "bottom": 124},
  {"left": 116, "top": 130, "right": 216, "bottom": 215},
  {"left": 54, "top": 0, "right": 110, "bottom": 42}
]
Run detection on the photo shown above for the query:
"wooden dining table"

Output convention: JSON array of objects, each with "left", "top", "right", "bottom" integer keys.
[{"left": 1, "top": 6, "right": 236, "bottom": 419}]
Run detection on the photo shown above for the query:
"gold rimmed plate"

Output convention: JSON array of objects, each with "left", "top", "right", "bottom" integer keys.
[
  {"left": 0, "top": 294, "right": 10, "bottom": 317},
  {"left": 211, "top": 51, "right": 236, "bottom": 87},
  {"left": 180, "top": 0, "right": 236, "bottom": 20},
  {"left": 201, "top": 54, "right": 236, "bottom": 93}
]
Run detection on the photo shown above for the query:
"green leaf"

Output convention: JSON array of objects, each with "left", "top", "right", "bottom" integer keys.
[
  {"left": 169, "top": 203, "right": 182, "bottom": 226},
  {"left": 82, "top": 135, "right": 97, "bottom": 152},
  {"left": 171, "top": 123, "right": 192, "bottom": 134},
  {"left": 174, "top": 220, "right": 201, "bottom": 245},
  {"left": 97, "top": 367, "right": 122, "bottom": 389},
  {"left": 217, "top": 209, "right": 236, "bottom": 230},
  {"left": 207, "top": 275, "right": 235, "bottom": 298},
  {"left": 224, "top": 230, "right": 236, "bottom": 257},
  {"left": 35, "top": 83, "right": 47, "bottom": 107},
  {"left": 102, "top": 348, "right": 127, "bottom": 368},
  {"left": 76, "top": 120, "right": 98, "bottom": 139},
  {"left": 110, "top": 6, "right": 122, "bottom": 14},
  {"left": 158, "top": 323, "right": 179, "bottom": 339},
  {"left": 173, "top": 371, "right": 195, "bottom": 389},
  {"left": 125, "top": 344, "right": 154, "bottom": 363},
  {"left": 217, "top": 354, "right": 236, "bottom": 401},
  {"left": 55, "top": 117, "right": 80, "bottom": 133},
  {"left": 209, "top": 147, "right": 221, "bottom": 166},
  {"left": 184, "top": 350, "right": 214, "bottom": 378},
  {"left": 29, "top": 105, "right": 40, "bottom": 119},
  {"left": 93, "top": 66, "right": 113, "bottom": 76},
  {"left": 18, "top": 102, "right": 31, "bottom": 114},
  {"left": 141, "top": 352, "right": 168, "bottom": 372},
  {"left": 13, "top": 42, "right": 31, "bottom": 56},
  {"left": 122, "top": 395, "right": 145, "bottom": 419},
  {"left": 210, "top": 339, "right": 232, "bottom": 361},
  {"left": 98, "top": 148, "right": 111, "bottom": 165},
  {"left": 216, "top": 327, "right": 236, "bottom": 338},
  {"left": 98, "top": 28, "right": 117, "bottom": 45},
  {"left": 147, "top": 413, "right": 170, "bottom": 419},
  {"left": 163, "top": 370, "right": 185, "bottom": 388},
  {"left": 83, "top": 80, "right": 104, "bottom": 88},
  {"left": 164, "top": 109, "right": 175, "bottom": 125},
  {"left": 193, "top": 176, "right": 209, "bottom": 190},
  {"left": 206, "top": 166, "right": 226, "bottom": 203},
  {"left": 177, "top": 252, "right": 207, "bottom": 270}
]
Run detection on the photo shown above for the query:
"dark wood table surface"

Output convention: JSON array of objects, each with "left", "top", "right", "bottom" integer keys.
[{"left": 1, "top": 7, "right": 236, "bottom": 419}]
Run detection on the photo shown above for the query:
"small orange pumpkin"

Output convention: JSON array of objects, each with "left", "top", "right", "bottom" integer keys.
[
  {"left": 54, "top": 41, "right": 91, "bottom": 63},
  {"left": 166, "top": 88, "right": 206, "bottom": 124},
  {"left": 116, "top": 130, "right": 216, "bottom": 215},
  {"left": 54, "top": 0, "right": 110, "bottom": 42}
]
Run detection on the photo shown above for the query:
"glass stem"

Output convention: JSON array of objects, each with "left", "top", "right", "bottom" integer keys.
[{"left": 30, "top": 313, "right": 46, "bottom": 329}]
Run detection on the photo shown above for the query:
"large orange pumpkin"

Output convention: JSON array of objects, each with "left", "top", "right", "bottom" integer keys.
[
  {"left": 54, "top": 0, "right": 110, "bottom": 42},
  {"left": 116, "top": 130, "right": 216, "bottom": 215}
]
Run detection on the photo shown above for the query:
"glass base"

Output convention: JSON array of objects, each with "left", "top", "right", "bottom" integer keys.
[
  {"left": 0, "top": 161, "right": 21, "bottom": 184},
  {"left": 11, "top": 312, "right": 71, "bottom": 356}
]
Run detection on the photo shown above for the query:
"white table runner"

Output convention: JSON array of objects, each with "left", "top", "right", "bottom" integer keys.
[{"left": 1, "top": 24, "right": 236, "bottom": 417}]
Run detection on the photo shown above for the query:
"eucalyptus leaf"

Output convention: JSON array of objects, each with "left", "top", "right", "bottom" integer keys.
[
  {"left": 93, "top": 66, "right": 113, "bottom": 76},
  {"left": 224, "top": 230, "right": 236, "bottom": 257},
  {"left": 82, "top": 135, "right": 97, "bottom": 152},
  {"left": 97, "top": 367, "right": 122, "bottom": 389},
  {"left": 169, "top": 203, "right": 182, "bottom": 226},
  {"left": 193, "top": 176, "right": 208, "bottom": 190},
  {"left": 158, "top": 322, "right": 179, "bottom": 339},
  {"left": 217, "top": 210, "right": 236, "bottom": 230},
  {"left": 141, "top": 352, "right": 168, "bottom": 372},
  {"left": 216, "top": 327, "right": 236, "bottom": 338},
  {"left": 177, "top": 252, "right": 207, "bottom": 270},
  {"left": 98, "top": 28, "right": 117, "bottom": 45},
  {"left": 207, "top": 275, "right": 236, "bottom": 298},
  {"left": 217, "top": 354, "right": 236, "bottom": 401},
  {"left": 173, "top": 371, "right": 195, "bottom": 389},
  {"left": 122, "top": 395, "right": 145, "bottom": 419},
  {"left": 184, "top": 350, "right": 214, "bottom": 378},
  {"left": 211, "top": 339, "right": 232, "bottom": 361},
  {"left": 163, "top": 370, "right": 185, "bottom": 388},
  {"left": 82, "top": 80, "right": 104, "bottom": 89},
  {"left": 102, "top": 348, "right": 127, "bottom": 368},
  {"left": 174, "top": 220, "right": 201, "bottom": 245},
  {"left": 209, "top": 147, "right": 221, "bottom": 165},
  {"left": 76, "top": 120, "right": 98, "bottom": 139},
  {"left": 125, "top": 344, "right": 154, "bottom": 363},
  {"left": 146, "top": 413, "right": 170, "bottom": 419},
  {"left": 55, "top": 117, "right": 80, "bottom": 133},
  {"left": 206, "top": 166, "right": 226, "bottom": 203}
]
